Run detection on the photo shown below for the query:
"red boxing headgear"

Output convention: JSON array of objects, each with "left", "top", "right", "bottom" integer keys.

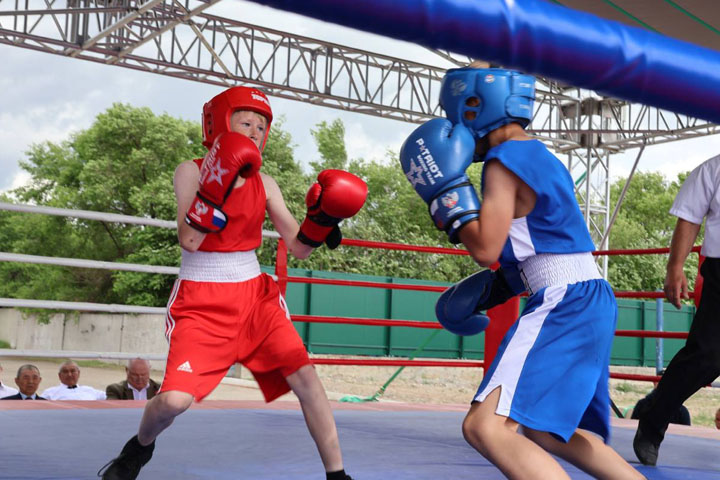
[{"left": 202, "top": 86, "right": 273, "bottom": 150}]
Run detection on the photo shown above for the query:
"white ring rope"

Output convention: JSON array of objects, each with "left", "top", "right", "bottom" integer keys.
[
  {"left": 0, "top": 349, "right": 167, "bottom": 361},
  {"left": 0, "top": 201, "right": 281, "bottom": 238},
  {"left": 0, "top": 202, "right": 281, "bottom": 361},
  {"left": 0, "top": 252, "right": 180, "bottom": 275},
  {"left": 0, "top": 297, "right": 166, "bottom": 314},
  {"left": 0, "top": 202, "right": 281, "bottom": 275},
  {"left": 0, "top": 201, "right": 176, "bottom": 229}
]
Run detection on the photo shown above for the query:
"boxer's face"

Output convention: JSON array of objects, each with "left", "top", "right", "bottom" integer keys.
[{"left": 230, "top": 110, "right": 267, "bottom": 150}]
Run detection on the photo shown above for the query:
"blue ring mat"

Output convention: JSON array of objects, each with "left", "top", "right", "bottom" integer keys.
[{"left": 1, "top": 402, "right": 718, "bottom": 479}]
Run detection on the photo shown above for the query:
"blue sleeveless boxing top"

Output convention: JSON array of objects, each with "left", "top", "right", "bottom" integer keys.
[{"left": 481, "top": 139, "right": 595, "bottom": 270}]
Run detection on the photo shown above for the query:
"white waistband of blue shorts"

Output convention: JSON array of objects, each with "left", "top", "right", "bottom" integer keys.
[
  {"left": 179, "top": 249, "right": 262, "bottom": 282},
  {"left": 518, "top": 252, "right": 602, "bottom": 295}
]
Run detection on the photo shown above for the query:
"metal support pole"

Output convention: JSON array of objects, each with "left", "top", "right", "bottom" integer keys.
[{"left": 656, "top": 289, "right": 664, "bottom": 374}]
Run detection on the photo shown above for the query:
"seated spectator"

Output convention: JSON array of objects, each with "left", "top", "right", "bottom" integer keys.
[
  {"left": 0, "top": 361, "right": 19, "bottom": 398},
  {"left": 715, "top": 407, "right": 720, "bottom": 430},
  {"left": 106, "top": 358, "right": 160, "bottom": 400},
  {"left": 631, "top": 388, "right": 691, "bottom": 426},
  {"left": 1, "top": 364, "right": 45, "bottom": 400},
  {"left": 40, "top": 360, "right": 106, "bottom": 400}
]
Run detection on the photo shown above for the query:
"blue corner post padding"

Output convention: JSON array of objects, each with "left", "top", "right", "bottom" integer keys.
[{"left": 246, "top": 0, "right": 720, "bottom": 125}]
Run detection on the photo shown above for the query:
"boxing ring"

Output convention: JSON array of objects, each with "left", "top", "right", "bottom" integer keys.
[
  {"left": 3, "top": 0, "right": 720, "bottom": 478},
  {"left": 1, "top": 202, "right": 719, "bottom": 479},
  {"left": 0, "top": 399, "right": 718, "bottom": 480}
]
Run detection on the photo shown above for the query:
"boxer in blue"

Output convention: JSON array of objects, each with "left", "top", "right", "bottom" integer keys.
[{"left": 400, "top": 64, "right": 644, "bottom": 479}]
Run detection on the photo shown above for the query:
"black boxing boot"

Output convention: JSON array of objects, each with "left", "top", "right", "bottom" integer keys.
[
  {"left": 97, "top": 435, "right": 155, "bottom": 480},
  {"left": 327, "top": 469, "right": 353, "bottom": 480}
]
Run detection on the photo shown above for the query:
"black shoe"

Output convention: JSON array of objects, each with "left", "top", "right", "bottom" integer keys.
[
  {"left": 97, "top": 435, "right": 155, "bottom": 480},
  {"left": 633, "top": 425, "right": 659, "bottom": 466},
  {"left": 327, "top": 470, "right": 353, "bottom": 480}
]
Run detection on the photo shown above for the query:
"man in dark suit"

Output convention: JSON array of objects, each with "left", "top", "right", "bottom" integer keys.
[
  {"left": 1, "top": 364, "right": 46, "bottom": 400},
  {"left": 106, "top": 358, "right": 160, "bottom": 400}
]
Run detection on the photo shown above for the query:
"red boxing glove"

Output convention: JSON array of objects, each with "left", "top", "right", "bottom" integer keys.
[
  {"left": 298, "top": 169, "right": 368, "bottom": 249},
  {"left": 185, "top": 132, "right": 262, "bottom": 233}
]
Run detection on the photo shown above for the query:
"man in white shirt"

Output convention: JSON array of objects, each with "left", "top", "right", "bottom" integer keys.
[
  {"left": 634, "top": 154, "right": 720, "bottom": 466},
  {"left": 41, "top": 360, "right": 107, "bottom": 400},
  {"left": 0, "top": 362, "right": 19, "bottom": 398},
  {"left": 106, "top": 358, "right": 161, "bottom": 400}
]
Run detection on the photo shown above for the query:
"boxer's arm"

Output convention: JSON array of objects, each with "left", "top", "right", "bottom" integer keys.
[
  {"left": 174, "top": 160, "right": 207, "bottom": 252},
  {"left": 459, "top": 159, "right": 518, "bottom": 267},
  {"left": 262, "top": 173, "right": 314, "bottom": 259}
]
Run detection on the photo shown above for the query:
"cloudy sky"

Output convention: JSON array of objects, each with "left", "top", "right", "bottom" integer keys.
[{"left": 1, "top": 0, "right": 718, "bottom": 194}]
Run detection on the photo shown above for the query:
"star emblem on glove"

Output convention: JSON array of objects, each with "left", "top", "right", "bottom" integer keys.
[
  {"left": 405, "top": 159, "right": 426, "bottom": 187},
  {"left": 204, "top": 162, "right": 230, "bottom": 186}
]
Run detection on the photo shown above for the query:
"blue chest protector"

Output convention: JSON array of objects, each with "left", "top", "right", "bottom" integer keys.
[{"left": 481, "top": 140, "right": 595, "bottom": 270}]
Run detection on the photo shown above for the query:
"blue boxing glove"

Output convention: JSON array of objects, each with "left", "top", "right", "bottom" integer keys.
[
  {"left": 399, "top": 118, "right": 480, "bottom": 243},
  {"left": 435, "top": 267, "right": 526, "bottom": 336}
]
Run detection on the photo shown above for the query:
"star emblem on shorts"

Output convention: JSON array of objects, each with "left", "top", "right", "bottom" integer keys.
[
  {"left": 205, "top": 162, "right": 229, "bottom": 186},
  {"left": 405, "top": 159, "right": 426, "bottom": 187}
]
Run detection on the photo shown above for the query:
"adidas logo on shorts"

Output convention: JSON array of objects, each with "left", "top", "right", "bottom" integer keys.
[{"left": 177, "top": 361, "right": 193, "bottom": 373}]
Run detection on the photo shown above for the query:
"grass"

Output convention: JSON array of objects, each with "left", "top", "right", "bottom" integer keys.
[
  {"left": 614, "top": 382, "right": 650, "bottom": 394},
  {"left": 610, "top": 379, "right": 720, "bottom": 428},
  {"left": 10, "top": 356, "right": 121, "bottom": 370}
]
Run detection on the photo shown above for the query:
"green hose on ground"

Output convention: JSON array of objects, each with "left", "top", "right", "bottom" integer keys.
[{"left": 339, "top": 329, "right": 442, "bottom": 403}]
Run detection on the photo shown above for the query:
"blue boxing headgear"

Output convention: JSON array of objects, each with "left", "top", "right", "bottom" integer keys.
[{"left": 439, "top": 67, "right": 535, "bottom": 142}]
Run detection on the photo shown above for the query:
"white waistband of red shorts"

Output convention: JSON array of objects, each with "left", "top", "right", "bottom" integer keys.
[
  {"left": 179, "top": 249, "right": 261, "bottom": 282},
  {"left": 518, "top": 252, "right": 602, "bottom": 295}
]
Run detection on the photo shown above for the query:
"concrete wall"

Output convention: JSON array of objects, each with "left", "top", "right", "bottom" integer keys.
[{"left": 0, "top": 308, "right": 168, "bottom": 360}]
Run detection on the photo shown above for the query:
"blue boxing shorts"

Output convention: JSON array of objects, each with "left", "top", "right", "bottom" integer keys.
[{"left": 473, "top": 279, "right": 617, "bottom": 443}]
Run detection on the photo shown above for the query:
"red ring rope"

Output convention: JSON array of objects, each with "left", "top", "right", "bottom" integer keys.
[
  {"left": 312, "top": 358, "right": 484, "bottom": 368},
  {"left": 340, "top": 238, "right": 470, "bottom": 255},
  {"left": 292, "top": 314, "right": 442, "bottom": 329},
  {"left": 288, "top": 276, "right": 447, "bottom": 292},
  {"left": 274, "top": 239, "right": 704, "bottom": 384}
]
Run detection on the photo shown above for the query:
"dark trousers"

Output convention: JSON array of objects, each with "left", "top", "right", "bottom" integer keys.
[{"left": 640, "top": 256, "right": 720, "bottom": 443}]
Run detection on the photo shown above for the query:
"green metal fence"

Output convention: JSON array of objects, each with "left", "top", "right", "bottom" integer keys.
[
  {"left": 267, "top": 266, "right": 695, "bottom": 367},
  {"left": 614, "top": 298, "right": 694, "bottom": 368}
]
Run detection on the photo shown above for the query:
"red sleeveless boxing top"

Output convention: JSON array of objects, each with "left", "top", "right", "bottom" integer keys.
[{"left": 193, "top": 158, "right": 266, "bottom": 252}]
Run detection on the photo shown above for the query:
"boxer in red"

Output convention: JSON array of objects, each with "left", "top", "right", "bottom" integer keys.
[{"left": 99, "top": 86, "right": 367, "bottom": 480}]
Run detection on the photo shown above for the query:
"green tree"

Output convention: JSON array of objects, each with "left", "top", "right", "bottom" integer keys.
[
  {"left": 255, "top": 116, "right": 311, "bottom": 267},
  {"left": 2, "top": 107, "right": 321, "bottom": 307},
  {"left": 2, "top": 110, "right": 484, "bottom": 310},
  {"left": 286, "top": 121, "right": 477, "bottom": 281},
  {"left": 309, "top": 119, "right": 347, "bottom": 172},
  {"left": 607, "top": 171, "right": 702, "bottom": 293},
  {"left": 2, "top": 104, "right": 204, "bottom": 305}
]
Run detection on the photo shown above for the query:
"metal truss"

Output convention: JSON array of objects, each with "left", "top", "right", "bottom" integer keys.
[{"left": 2, "top": 0, "right": 719, "bottom": 272}]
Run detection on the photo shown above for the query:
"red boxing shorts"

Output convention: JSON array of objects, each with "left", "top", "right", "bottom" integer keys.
[{"left": 160, "top": 273, "right": 310, "bottom": 402}]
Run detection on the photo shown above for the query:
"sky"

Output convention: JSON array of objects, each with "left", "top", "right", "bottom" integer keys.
[{"left": 1, "top": 0, "right": 718, "bottom": 195}]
